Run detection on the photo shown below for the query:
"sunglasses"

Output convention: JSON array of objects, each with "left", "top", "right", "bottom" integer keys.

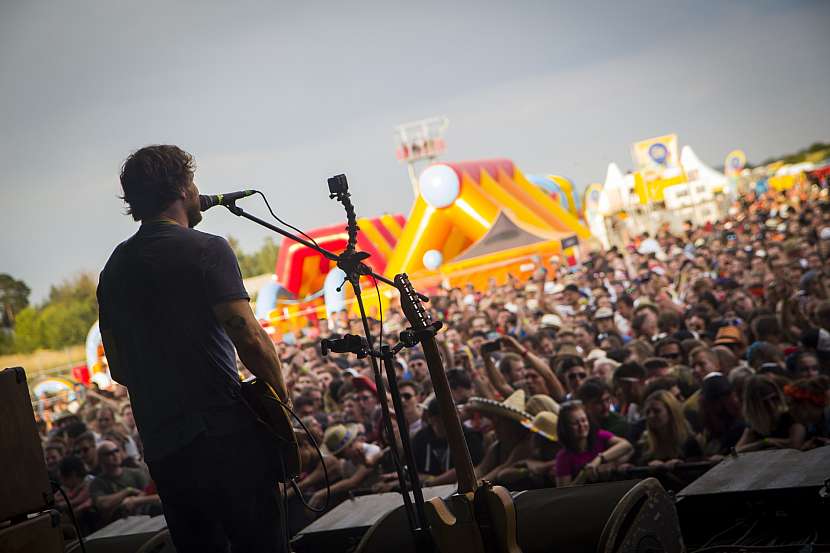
[
  {"left": 102, "top": 448, "right": 120, "bottom": 456},
  {"left": 567, "top": 372, "right": 588, "bottom": 381},
  {"left": 400, "top": 392, "right": 415, "bottom": 401},
  {"left": 661, "top": 352, "right": 682, "bottom": 360},
  {"left": 74, "top": 446, "right": 92, "bottom": 455}
]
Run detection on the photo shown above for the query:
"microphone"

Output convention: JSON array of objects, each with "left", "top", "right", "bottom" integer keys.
[{"left": 199, "top": 190, "right": 256, "bottom": 211}]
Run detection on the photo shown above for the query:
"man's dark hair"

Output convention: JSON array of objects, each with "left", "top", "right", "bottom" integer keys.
[
  {"left": 446, "top": 368, "right": 472, "bottom": 390},
  {"left": 613, "top": 362, "right": 646, "bottom": 382},
  {"left": 293, "top": 395, "right": 316, "bottom": 411},
  {"left": 558, "top": 356, "right": 585, "bottom": 374},
  {"left": 643, "top": 376, "right": 680, "bottom": 400},
  {"left": 63, "top": 421, "right": 88, "bottom": 440},
  {"left": 74, "top": 431, "right": 96, "bottom": 445},
  {"left": 398, "top": 379, "right": 422, "bottom": 395},
  {"left": 606, "top": 348, "right": 627, "bottom": 363},
  {"left": 657, "top": 310, "right": 683, "bottom": 334},
  {"left": 120, "top": 145, "right": 195, "bottom": 221},
  {"left": 575, "top": 377, "right": 611, "bottom": 403},
  {"left": 654, "top": 337, "right": 683, "bottom": 359},
  {"left": 752, "top": 315, "right": 781, "bottom": 342},
  {"left": 59, "top": 455, "right": 87, "bottom": 479},
  {"left": 617, "top": 294, "right": 634, "bottom": 308},
  {"left": 643, "top": 357, "right": 670, "bottom": 374}
]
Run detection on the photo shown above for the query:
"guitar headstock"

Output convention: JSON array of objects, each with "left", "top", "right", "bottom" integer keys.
[{"left": 394, "top": 273, "right": 432, "bottom": 330}]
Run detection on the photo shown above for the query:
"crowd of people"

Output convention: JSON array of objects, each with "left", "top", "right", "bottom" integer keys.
[{"left": 34, "top": 182, "right": 830, "bottom": 537}]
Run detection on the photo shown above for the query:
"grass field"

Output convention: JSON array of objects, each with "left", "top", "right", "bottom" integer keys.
[{"left": 0, "top": 345, "right": 85, "bottom": 380}]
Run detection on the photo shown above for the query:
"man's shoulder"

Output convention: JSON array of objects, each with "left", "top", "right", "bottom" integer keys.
[{"left": 122, "top": 467, "right": 150, "bottom": 485}]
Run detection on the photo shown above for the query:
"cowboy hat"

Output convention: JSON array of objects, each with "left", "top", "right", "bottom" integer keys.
[
  {"left": 540, "top": 313, "right": 563, "bottom": 329},
  {"left": 322, "top": 423, "right": 360, "bottom": 456},
  {"left": 526, "top": 394, "right": 560, "bottom": 416},
  {"left": 521, "top": 411, "right": 558, "bottom": 442},
  {"left": 713, "top": 326, "right": 744, "bottom": 346},
  {"left": 553, "top": 343, "right": 582, "bottom": 364},
  {"left": 467, "top": 390, "right": 532, "bottom": 423}
]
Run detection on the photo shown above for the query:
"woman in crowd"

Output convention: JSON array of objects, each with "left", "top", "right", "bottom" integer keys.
[
  {"left": 698, "top": 373, "right": 746, "bottom": 458},
  {"left": 736, "top": 375, "right": 806, "bottom": 452},
  {"left": 553, "top": 401, "right": 633, "bottom": 487},
  {"left": 637, "top": 390, "right": 702, "bottom": 466},
  {"left": 784, "top": 376, "right": 830, "bottom": 448}
]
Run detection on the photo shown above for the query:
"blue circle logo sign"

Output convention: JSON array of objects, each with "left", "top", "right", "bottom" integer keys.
[{"left": 648, "top": 143, "right": 669, "bottom": 165}]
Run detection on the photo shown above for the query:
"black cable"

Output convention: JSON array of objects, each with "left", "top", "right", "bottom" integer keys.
[
  {"left": 730, "top": 519, "right": 759, "bottom": 546},
  {"left": 254, "top": 190, "right": 322, "bottom": 250},
  {"left": 696, "top": 519, "right": 749, "bottom": 550},
  {"left": 263, "top": 394, "right": 330, "bottom": 514},
  {"left": 278, "top": 455, "right": 290, "bottom": 553},
  {"left": 52, "top": 481, "right": 87, "bottom": 553},
  {"left": 373, "top": 276, "right": 383, "bottom": 351}
]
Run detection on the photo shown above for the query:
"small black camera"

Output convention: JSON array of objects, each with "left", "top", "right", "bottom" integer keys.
[{"left": 328, "top": 174, "right": 349, "bottom": 197}]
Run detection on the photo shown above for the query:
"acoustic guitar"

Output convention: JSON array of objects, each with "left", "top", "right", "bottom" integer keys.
[
  {"left": 395, "top": 273, "right": 522, "bottom": 553},
  {"left": 240, "top": 378, "right": 302, "bottom": 481}
]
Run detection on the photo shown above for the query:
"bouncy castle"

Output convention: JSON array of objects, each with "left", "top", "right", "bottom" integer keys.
[{"left": 258, "top": 158, "right": 592, "bottom": 332}]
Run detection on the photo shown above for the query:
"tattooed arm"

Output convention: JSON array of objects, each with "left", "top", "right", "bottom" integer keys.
[{"left": 212, "top": 299, "right": 289, "bottom": 403}]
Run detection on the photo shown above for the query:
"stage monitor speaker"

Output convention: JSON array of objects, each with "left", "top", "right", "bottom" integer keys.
[
  {"left": 65, "top": 515, "right": 175, "bottom": 553},
  {"left": 353, "top": 478, "right": 682, "bottom": 553},
  {"left": 0, "top": 367, "right": 54, "bottom": 522},
  {"left": 0, "top": 509, "right": 64, "bottom": 553},
  {"left": 292, "top": 485, "right": 456, "bottom": 553},
  {"left": 514, "top": 478, "right": 682, "bottom": 553},
  {"left": 676, "top": 448, "right": 830, "bottom": 548}
]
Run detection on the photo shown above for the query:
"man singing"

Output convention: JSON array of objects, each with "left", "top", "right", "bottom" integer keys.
[{"left": 97, "top": 145, "right": 289, "bottom": 552}]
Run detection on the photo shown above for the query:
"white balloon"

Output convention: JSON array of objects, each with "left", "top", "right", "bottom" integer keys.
[
  {"left": 419, "top": 164, "right": 460, "bottom": 208},
  {"left": 423, "top": 249, "right": 443, "bottom": 270}
]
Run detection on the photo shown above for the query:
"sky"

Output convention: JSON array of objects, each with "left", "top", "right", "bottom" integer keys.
[{"left": 2, "top": 0, "right": 829, "bottom": 303}]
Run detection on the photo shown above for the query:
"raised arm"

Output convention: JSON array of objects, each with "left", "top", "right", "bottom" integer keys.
[
  {"left": 212, "top": 299, "right": 288, "bottom": 402},
  {"left": 481, "top": 349, "right": 513, "bottom": 398},
  {"left": 501, "top": 336, "right": 566, "bottom": 402}
]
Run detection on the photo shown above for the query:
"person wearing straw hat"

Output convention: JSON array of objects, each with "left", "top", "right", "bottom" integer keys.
[
  {"left": 499, "top": 410, "right": 561, "bottom": 488},
  {"left": 309, "top": 424, "right": 382, "bottom": 509},
  {"left": 466, "top": 390, "right": 535, "bottom": 485},
  {"left": 505, "top": 411, "right": 561, "bottom": 487}
]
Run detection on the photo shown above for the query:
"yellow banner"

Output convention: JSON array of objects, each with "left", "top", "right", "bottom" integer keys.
[
  {"left": 724, "top": 149, "right": 747, "bottom": 176},
  {"left": 632, "top": 134, "right": 680, "bottom": 182}
]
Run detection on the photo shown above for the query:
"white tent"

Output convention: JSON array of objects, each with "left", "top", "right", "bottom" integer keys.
[
  {"left": 602, "top": 162, "right": 627, "bottom": 214},
  {"left": 680, "top": 145, "right": 728, "bottom": 193}
]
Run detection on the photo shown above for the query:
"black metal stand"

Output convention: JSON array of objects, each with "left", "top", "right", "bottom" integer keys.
[{"left": 221, "top": 178, "right": 431, "bottom": 549}]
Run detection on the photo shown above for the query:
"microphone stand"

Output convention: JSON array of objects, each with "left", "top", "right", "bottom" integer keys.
[{"left": 222, "top": 178, "right": 430, "bottom": 551}]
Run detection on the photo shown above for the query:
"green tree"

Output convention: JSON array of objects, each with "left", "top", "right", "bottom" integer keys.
[
  {"left": 227, "top": 235, "right": 280, "bottom": 279},
  {"left": 12, "top": 306, "right": 44, "bottom": 352},
  {"left": 253, "top": 237, "right": 280, "bottom": 276},
  {"left": 0, "top": 273, "right": 31, "bottom": 327},
  {"left": 8, "top": 273, "right": 99, "bottom": 353}
]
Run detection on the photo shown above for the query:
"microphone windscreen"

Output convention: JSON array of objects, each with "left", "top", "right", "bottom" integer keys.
[{"left": 199, "top": 195, "right": 213, "bottom": 212}]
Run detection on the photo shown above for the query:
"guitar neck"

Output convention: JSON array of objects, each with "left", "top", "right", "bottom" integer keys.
[{"left": 421, "top": 338, "right": 478, "bottom": 494}]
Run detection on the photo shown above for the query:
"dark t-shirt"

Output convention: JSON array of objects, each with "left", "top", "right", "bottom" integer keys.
[
  {"left": 89, "top": 467, "right": 150, "bottom": 499},
  {"left": 412, "top": 424, "right": 485, "bottom": 476},
  {"left": 97, "top": 221, "right": 255, "bottom": 461},
  {"left": 601, "top": 411, "right": 630, "bottom": 438}
]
